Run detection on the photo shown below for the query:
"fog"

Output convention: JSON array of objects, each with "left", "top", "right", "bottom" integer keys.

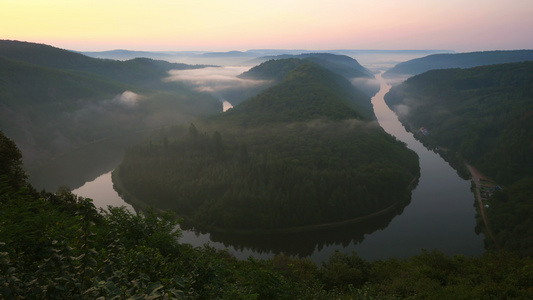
[
  {"left": 113, "top": 91, "right": 142, "bottom": 107},
  {"left": 165, "top": 66, "right": 269, "bottom": 93},
  {"left": 393, "top": 104, "right": 411, "bottom": 119},
  {"left": 350, "top": 77, "right": 380, "bottom": 97},
  {"left": 165, "top": 66, "right": 272, "bottom": 106}
]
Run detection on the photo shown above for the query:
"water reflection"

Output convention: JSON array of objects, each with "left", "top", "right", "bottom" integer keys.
[
  {"left": 73, "top": 172, "right": 135, "bottom": 213},
  {"left": 206, "top": 203, "right": 407, "bottom": 258}
]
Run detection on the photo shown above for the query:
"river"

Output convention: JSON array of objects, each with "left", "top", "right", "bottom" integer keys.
[{"left": 72, "top": 74, "right": 484, "bottom": 262}]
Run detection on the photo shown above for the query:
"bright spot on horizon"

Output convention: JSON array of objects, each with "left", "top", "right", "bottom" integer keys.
[{"left": 1, "top": 0, "right": 532, "bottom": 52}]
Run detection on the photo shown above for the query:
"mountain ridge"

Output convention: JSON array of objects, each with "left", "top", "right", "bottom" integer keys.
[
  {"left": 383, "top": 50, "right": 533, "bottom": 78},
  {"left": 0, "top": 40, "right": 210, "bottom": 88}
]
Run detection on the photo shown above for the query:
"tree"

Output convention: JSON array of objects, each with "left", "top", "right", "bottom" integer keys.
[
  {"left": 0, "top": 130, "right": 27, "bottom": 190},
  {"left": 188, "top": 123, "right": 198, "bottom": 138}
]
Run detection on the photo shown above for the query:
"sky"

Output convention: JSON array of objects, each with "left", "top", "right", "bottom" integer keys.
[{"left": 2, "top": 0, "right": 532, "bottom": 52}]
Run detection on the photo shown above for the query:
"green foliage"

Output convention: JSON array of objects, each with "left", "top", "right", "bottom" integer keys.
[
  {"left": 103, "top": 207, "right": 182, "bottom": 256},
  {"left": 0, "top": 182, "right": 194, "bottom": 298},
  {"left": 319, "top": 251, "right": 370, "bottom": 290},
  {"left": 487, "top": 177, "right": 533, "bottom": 256},
  {"left": 0, "top": 131, "right": 27, "bottom": 191},
  {"left": 363, "top": 250, "right": 533, "bottom": 299}
]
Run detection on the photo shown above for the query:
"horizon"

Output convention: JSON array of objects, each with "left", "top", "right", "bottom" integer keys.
[{"left": 3, "top": 1, "right": 533, "bottom": 53}]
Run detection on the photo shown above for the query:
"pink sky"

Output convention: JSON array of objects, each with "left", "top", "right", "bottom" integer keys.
[{"left": 2, "top": 0, "right": 532, "bottom": 52}]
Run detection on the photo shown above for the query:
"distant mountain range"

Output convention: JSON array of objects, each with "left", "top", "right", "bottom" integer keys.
[
  {"left": 80, "top": 47, "right": 453, "bottom": 67},
  {"left": 383, "top": 50, "right": 533, "bottom": 78}
]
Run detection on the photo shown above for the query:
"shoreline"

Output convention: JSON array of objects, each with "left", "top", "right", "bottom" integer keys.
[{"left": 113, "top": 169, "right": 418, "bottom": 236}]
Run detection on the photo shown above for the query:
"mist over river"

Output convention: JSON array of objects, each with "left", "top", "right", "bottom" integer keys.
[{"left": 71, "top": 73, "right": 484, "bottom": 262}]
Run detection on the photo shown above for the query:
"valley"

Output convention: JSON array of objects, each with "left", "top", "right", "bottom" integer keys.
[{"left": 1, "top": 40, "right": 532, "bottom": 298}]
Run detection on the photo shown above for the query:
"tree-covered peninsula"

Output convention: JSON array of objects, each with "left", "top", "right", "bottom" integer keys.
[
  {"left": 114, "top": 59, "right": 420, "bottom": 233},
  {"left": 385, "top": 61, "right": 533, "bottom": 256}
]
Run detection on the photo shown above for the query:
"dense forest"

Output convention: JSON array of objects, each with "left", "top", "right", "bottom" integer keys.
[
  {"left": 2, "top": 130, "right": 533, "bottom": 299},
  {"left": 383, "top": 50, "right": 533, "bottom": 78},
  {"left": 114, "top": 59, "right": 419, "bottom": 233},
  {"left": 385, "top": 61, "right": 533, "bottom": 256}
]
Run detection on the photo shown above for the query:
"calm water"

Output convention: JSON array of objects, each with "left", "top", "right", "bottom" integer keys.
[{"left": 72, "top": 73, "right": 484, "bottom": 262}]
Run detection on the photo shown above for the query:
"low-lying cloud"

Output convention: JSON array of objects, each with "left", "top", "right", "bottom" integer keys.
[
  {"left": 393, "top": 104, "right": 411, "bottom": 118},
  {"left": 164, "top": 66, "right": 269, "bottom": 93},
  {"left": 113, "top": 91, "right": 142, "bottom": 107},
  {"left": 350, "top": 77, "right": 380, "bottom": 96}
]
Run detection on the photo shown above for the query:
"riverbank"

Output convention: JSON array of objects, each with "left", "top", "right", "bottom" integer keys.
[
  {"left": 465, "top": 163, "right": 501, "bottom": 250},
  {"left": 111, "top": 167, "right": 162, "bottom": 213},
  {"left": 112, "top": 166, "right": 419, "bottom": 235}
]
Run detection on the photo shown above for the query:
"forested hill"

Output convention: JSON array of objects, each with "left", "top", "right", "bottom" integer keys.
[
  {"left": 114, "top": 58, "right": 420, "bottom": 233},
  {"left": 0, "top": 40, "right": 209, "bottom": 88},
  {"left": 224, "top": 60, "right": 374, "bottom": 126},
  {"left": 223, "top": 53, "right": 378, "bottom": 107},
  {"left": 383, "top": 50, "right": 533, "bottom": 78},
  {"left": 0, "top": 53, "right": 221, "bottom": 168},
  {"left": 238, "top": 58, "right": 304, "bottom": 81},
  {"left": 247, "top": 52, "right": 374, "bottom": 79},
  {"left": 385, "top": 61, "right": 533, "bottom": 256}
]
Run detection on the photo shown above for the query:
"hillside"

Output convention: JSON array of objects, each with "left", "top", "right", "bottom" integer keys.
[
  {"left": 0, "top": 56, "right": 128, "bottom": 162},
  {"left": 383, "top": 50, "right": 533, "bottom": 78},
  {"left": 0, "top": 50, "right": 221, "bottom": 174},
  {"left": 240, "top": 53, "right": 380, "bottom": 98},
  {"left": 0, "top": 40, "right": 209, "bottom": 88},
  {"left": 114, "top": 59, "right": 419, "bottom": 233},
  {"left": 225, "top": 60, "right": 375, "bottom": 125},
  {"left": 238, "top": 58, "right": 304, "bottom": 82},
  {"left": 384, "top": 61, "right": 533, "bottom": 255},
  {"left": 225, "top": 54, "right": 378, "bottom": 107}
]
